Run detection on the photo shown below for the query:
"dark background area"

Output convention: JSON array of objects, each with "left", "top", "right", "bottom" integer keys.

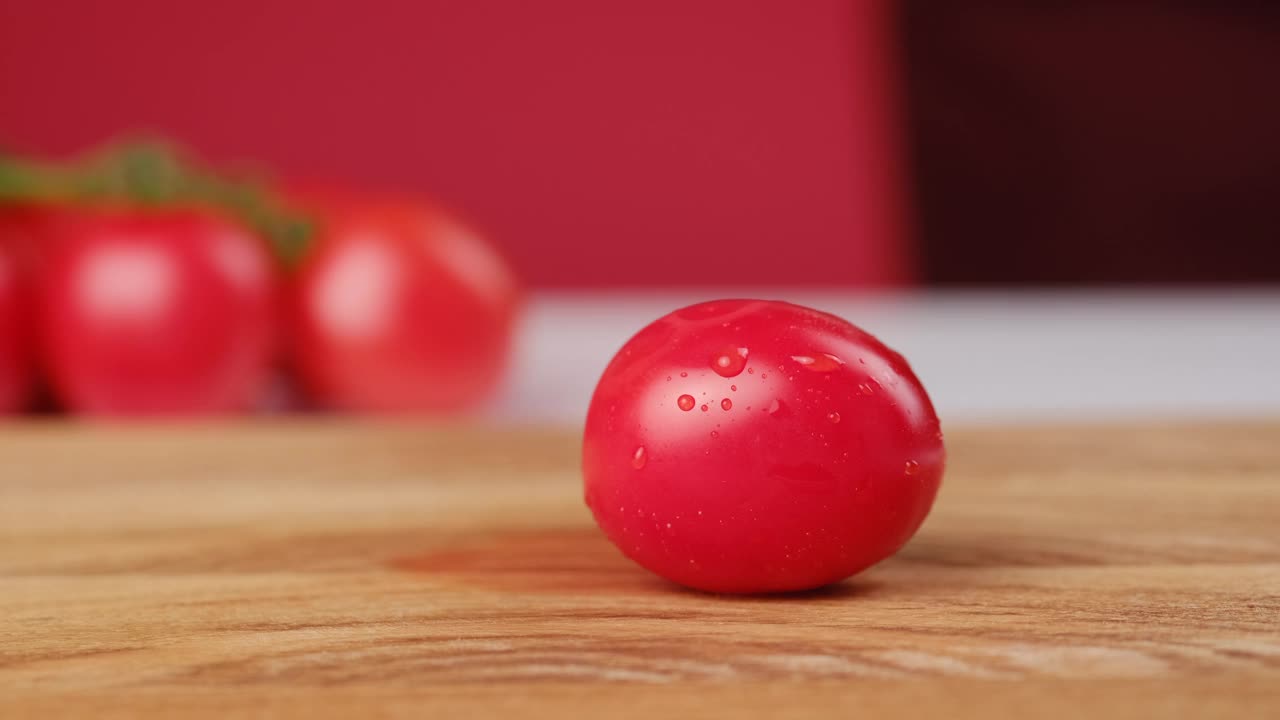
[{"left": 905, "top": 3, "right": 1280, "bottom": 285}]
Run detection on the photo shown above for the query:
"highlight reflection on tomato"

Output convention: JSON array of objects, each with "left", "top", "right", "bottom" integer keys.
[
  {"left": 39, "top": 209, "right": 278, "bottom": 415},
  {"left": 583, "top": 299, "right": 945, "bottom": 594},
  {"left": 292, "top": 200, "right": 519, "bottom": 413}
]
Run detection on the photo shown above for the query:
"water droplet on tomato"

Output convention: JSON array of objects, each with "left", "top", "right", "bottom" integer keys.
[
  {"left": 858, "top": 383, "right": 875, "bottom": 395},
  {"left": 788, "top": 351, "right": 839, "bottom": 368},
  {"left": 632, "top": 446, "right": 647, "bottom": 469},
  {"left": 904, "top": 460, "right": 919, "bottom": 475},
  {"left": 827, "top": 411, "right": 841, "bottom": 424},
  {"left": 730, "top": 384, "right": 737, "bottom": 392},
  {"left": 700, "top": 404, "right": 709, "bottom": 412},
  {"left": 677, "top": 394, "right": 696, "bottom": 411},
  {"left": 761, "top": 373, "right": 768, "bottom": 380},
  {"left": 666, "top": 376, "right": 671, "bottom": 381},
  {"left": 747, "top": 367, "right": 755, "bottom": 374},
  {"left": 710, "top": 346, "right": 749, "bottom": 377},
  {"left": 766, "top": 398, "right": 785, "bottom": 416},
  {"left": 721, "top": 398, "right": 732, "bottom": 411},
  {"left": 680, "top": 371, "right": 688, "bottom": 378},
  {"left": 710, "top": 430, "right": 719, "bottom": 438}
]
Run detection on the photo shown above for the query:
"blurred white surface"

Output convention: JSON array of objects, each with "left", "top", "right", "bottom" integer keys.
[{"left": 491, "top": 290, "right": 1280, "bottom": 426}]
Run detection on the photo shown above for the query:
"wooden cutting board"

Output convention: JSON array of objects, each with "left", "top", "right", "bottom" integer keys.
[{"left": 2, "top": 422, "right": 1278, "bottom": 718}]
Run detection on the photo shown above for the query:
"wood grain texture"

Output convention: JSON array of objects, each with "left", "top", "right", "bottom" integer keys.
[{"left": 1, "top": 421, "right": 1278, "bottom": 717}]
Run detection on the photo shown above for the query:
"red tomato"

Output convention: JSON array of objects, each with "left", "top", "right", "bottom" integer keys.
[
  {"left": 292, "top": 199, "right": 519, "bottom": 413},
  {"left": 583, "top": 300, "right": 945, "bottom": 593},
  {"left": 39, "top": 209, "right": 278, "bottom": 415},
  {"left": 0, "top": 242, "right": 31, "bottom": 413},
  {"left": 0, "top": 203, "right": 61, "bottom": 276}
]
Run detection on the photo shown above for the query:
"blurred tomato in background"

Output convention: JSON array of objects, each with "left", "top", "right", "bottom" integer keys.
[
  {"left": 0, "top": 141, "right": 522, "bottom": 418},
  {"left": 0, "top": 203, "right": 60, "bottom": 279},
  {"left": 38, "top": 208, "right": 278, "bottom": 415},
  {"left": 0, "top": 240, "right": 32, "bottom": 413},
  {"left": 292, "top": 195, "right": 520, "bottom": 413}
]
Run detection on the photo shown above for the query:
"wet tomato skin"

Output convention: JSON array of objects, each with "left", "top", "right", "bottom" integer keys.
[{"left": 582, "top": 299, "right": 944, "bottom": 594}]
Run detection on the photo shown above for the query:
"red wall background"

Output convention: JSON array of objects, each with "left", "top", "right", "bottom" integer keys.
[{"left": 0, "top": 0, "right": 909, "bottom": 288}]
